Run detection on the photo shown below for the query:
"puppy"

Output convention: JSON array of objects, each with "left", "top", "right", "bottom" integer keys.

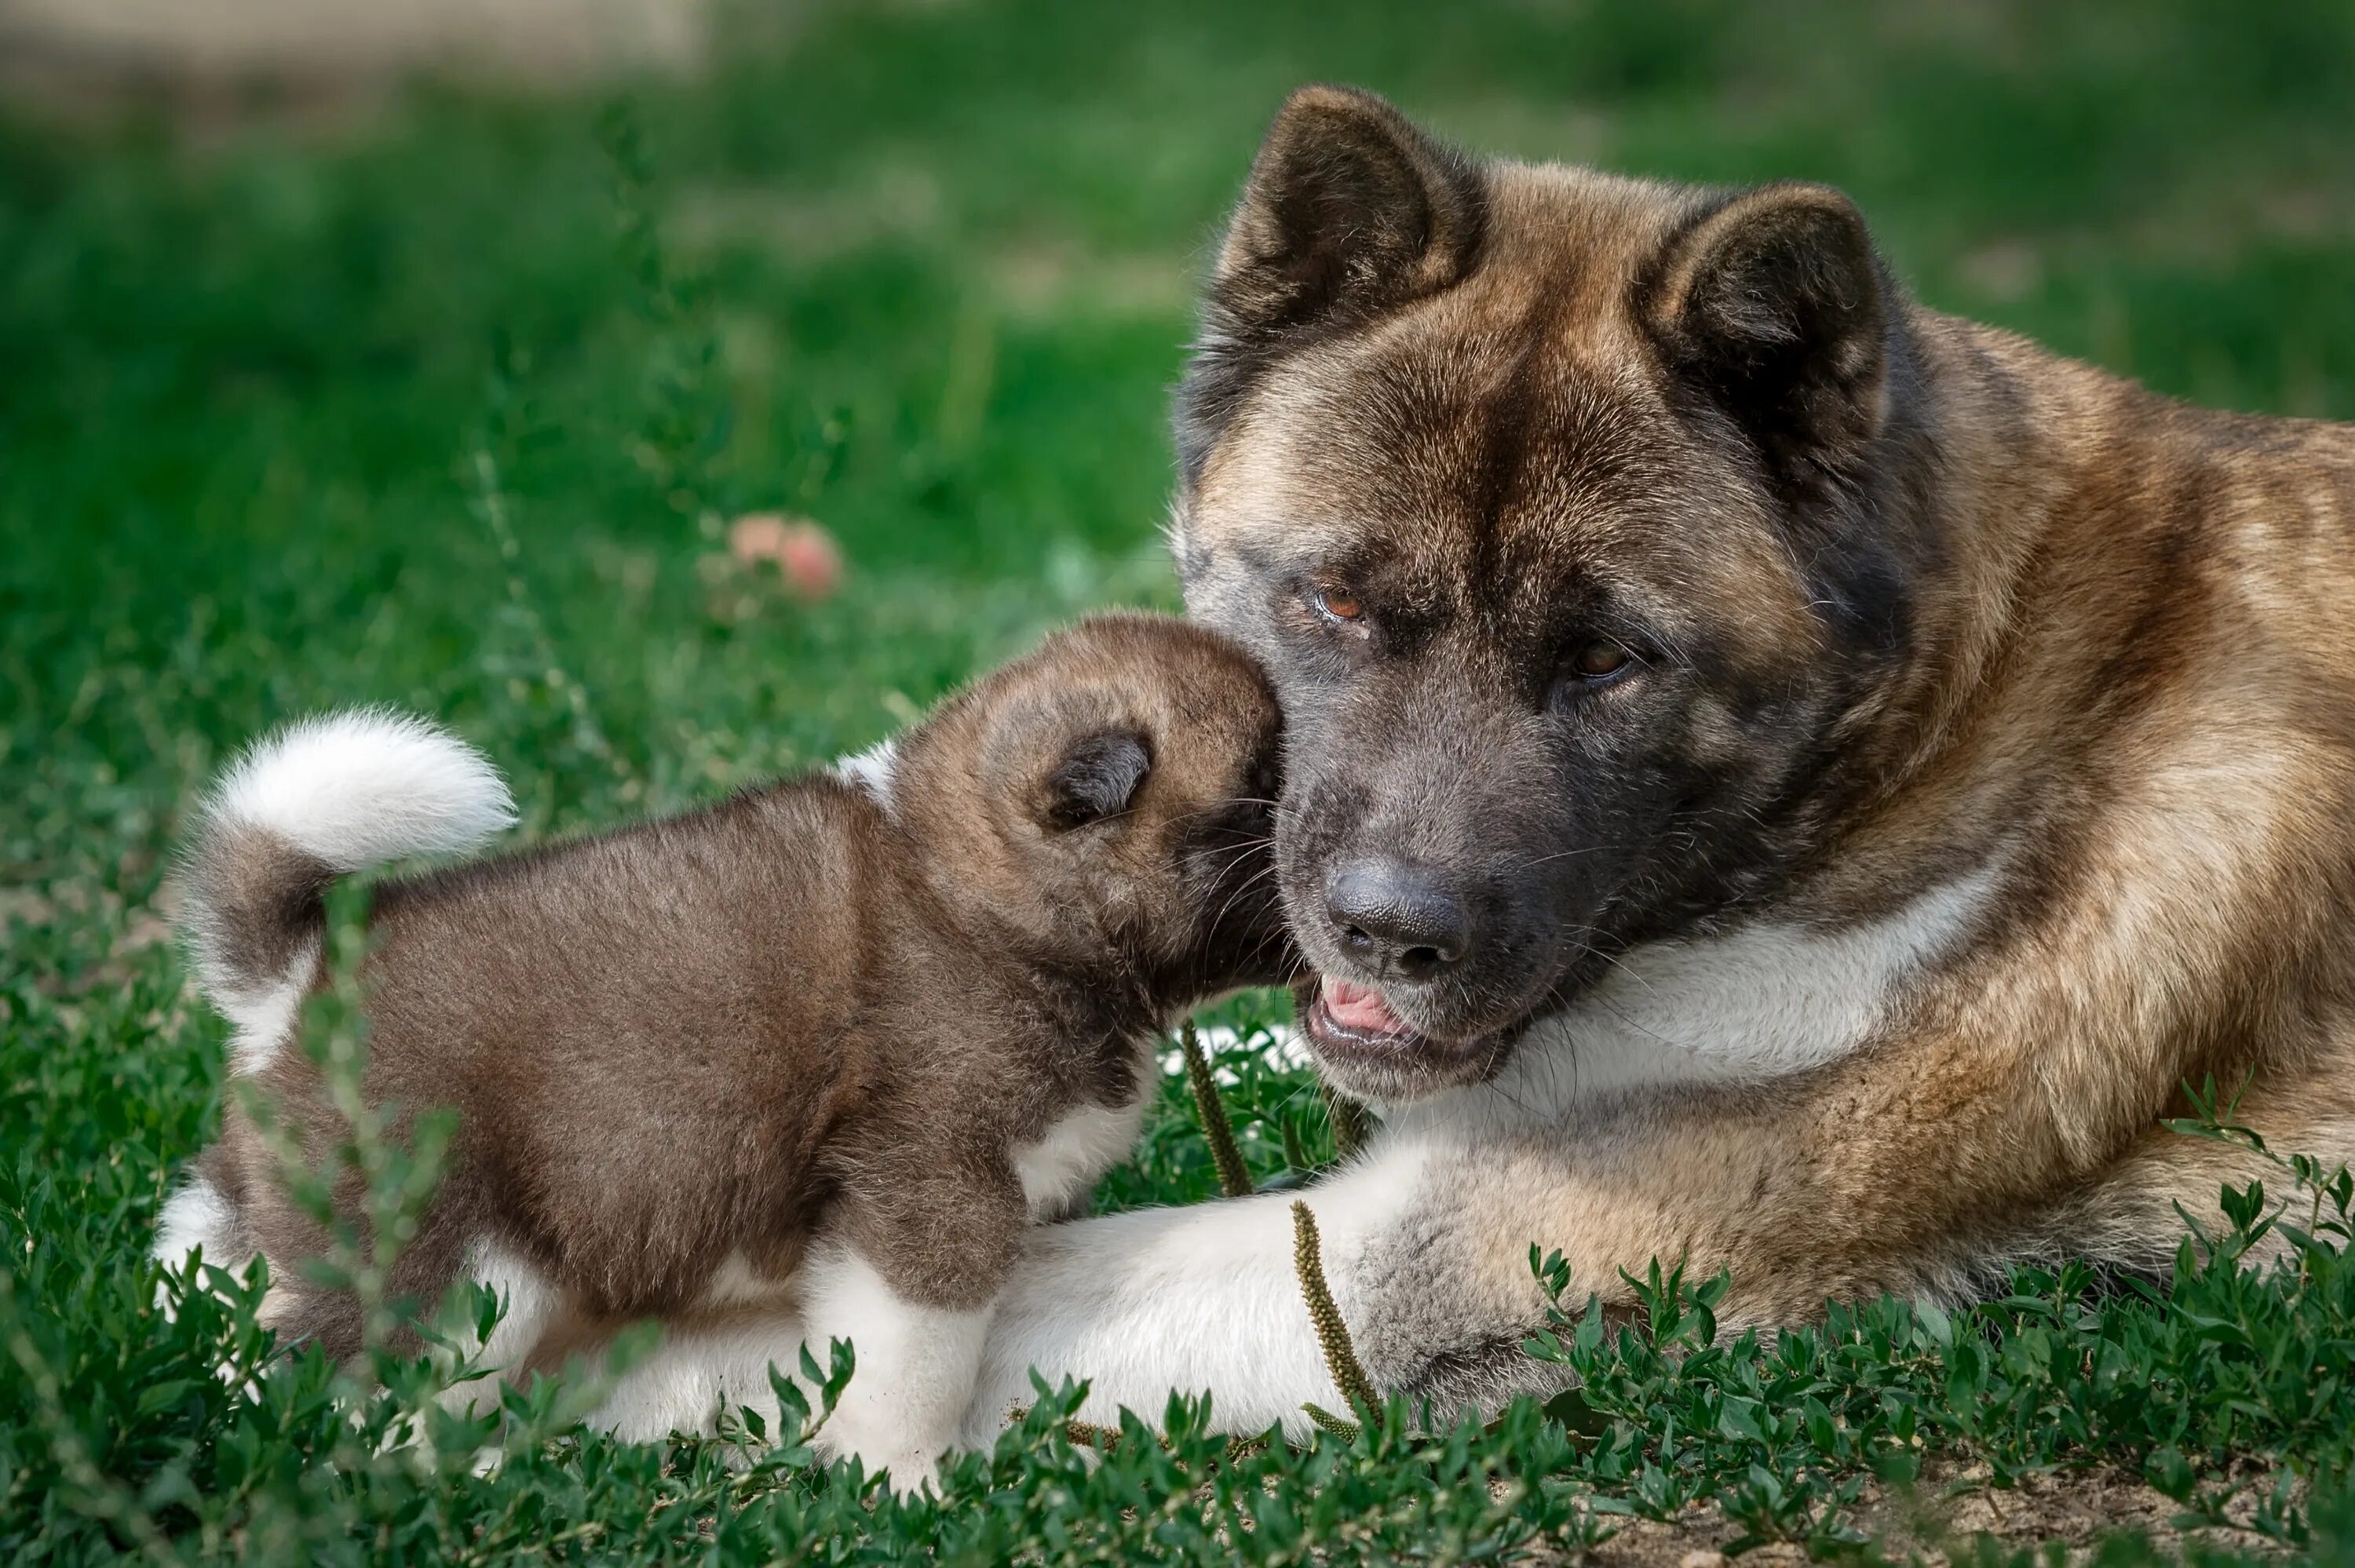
[{"left": 159, "top": 614, "right": 1291, "bottom": 1476}]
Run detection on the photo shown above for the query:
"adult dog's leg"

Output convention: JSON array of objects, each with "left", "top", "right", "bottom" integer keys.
[
  {"left": 962, "top": 1188, "right": 1353, "bottom": 1442},
  {"left": 955, "top": 1138, "right": 1544, "bottom": 1442}
]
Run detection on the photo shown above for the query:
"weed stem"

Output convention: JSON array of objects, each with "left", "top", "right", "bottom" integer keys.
[{"left": 1183, "top": 1019, "right": 1254, "bottom": 1199}]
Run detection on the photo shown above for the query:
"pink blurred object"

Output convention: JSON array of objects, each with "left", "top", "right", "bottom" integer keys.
[{"left": 728, "top": 512, "right": 844, "bottom": 601}]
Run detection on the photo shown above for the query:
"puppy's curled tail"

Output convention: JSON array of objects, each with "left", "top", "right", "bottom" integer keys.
[{"left": 181, "top": 709, "right": 513, "bottom": 1072}]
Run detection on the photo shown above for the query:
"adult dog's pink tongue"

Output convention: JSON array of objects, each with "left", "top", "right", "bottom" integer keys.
[{"left": 1322, "top": 976, "right": 1408, "bottom": 1035}]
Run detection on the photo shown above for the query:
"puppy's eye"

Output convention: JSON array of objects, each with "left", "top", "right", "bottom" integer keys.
[{"left": 1308, "top": 585, "right": 1370, "bottom": 633}]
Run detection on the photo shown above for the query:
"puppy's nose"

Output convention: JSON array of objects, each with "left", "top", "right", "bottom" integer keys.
[{"left": 1324, "top": 859, "right": 1470, "bottom": 983}]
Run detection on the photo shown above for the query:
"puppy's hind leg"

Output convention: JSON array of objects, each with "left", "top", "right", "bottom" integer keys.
[
  {"left": 153, "top": 1159, "right": 260, "bottom": 1313},
  {"left": 433, "top": 1239, "right": 564, "bottom": 1420}
]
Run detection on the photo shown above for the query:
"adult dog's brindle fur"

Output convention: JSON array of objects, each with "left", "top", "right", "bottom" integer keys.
[{"left": 954, "top": 86, "right": 2355, "bottom": 1431}]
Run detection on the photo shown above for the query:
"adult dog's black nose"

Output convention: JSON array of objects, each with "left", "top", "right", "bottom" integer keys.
[{"left": 1324, "top": 859, "right": 1470, "bottom": 983}]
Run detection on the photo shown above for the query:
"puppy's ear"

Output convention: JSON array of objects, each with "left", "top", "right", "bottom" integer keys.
[
  {"left": 1645, "top": 184, "right": 1888, "bottom": 501},
  {"left": 1038, "top": 731, "right": 1152, "bottom": 831},
  {"left": 1179, "top": 86, "right": 1484, "bottom": 479}
]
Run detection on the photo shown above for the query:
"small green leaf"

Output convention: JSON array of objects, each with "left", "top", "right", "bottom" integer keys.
[{"left": 1540, "top": 1387, "right": 1608, "bottom": 1438}]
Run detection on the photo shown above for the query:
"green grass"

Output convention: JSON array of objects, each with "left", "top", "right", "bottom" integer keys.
[{"left": 7, "top": 1, "right": 2355, "bottom": 1560}]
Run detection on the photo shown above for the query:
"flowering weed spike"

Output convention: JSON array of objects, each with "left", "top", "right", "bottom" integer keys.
[
  {"left": 1182, "top": 1019, "right": 1254, "bottom": 1198},
  {"left": 1291, "top": 1199, "right": 1380, "bottom": 1417},
  {"left": 1302, "top": 1401, "right": 1362, "bottom": 1442}
]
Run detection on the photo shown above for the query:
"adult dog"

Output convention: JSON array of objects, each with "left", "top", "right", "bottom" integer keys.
[{"left": 590, "top": 86, "right": 2355, "bottom": 1442}]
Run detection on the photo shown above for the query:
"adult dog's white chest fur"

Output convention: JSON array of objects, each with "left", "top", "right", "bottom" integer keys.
[{"left": 1396, "top": 859, "right": 2002, "bottom": 1133}]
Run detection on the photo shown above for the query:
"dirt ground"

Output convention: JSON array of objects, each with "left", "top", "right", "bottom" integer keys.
[{"left": 1533, "top": 1458, "right": 2293, "bottom": 1566}]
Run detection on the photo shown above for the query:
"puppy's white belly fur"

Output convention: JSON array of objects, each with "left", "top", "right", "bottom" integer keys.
[
  {"left": 591, "top": 1312, "right": 816, "bottom": 1444},
  {"left": 578, "top": 1241, "right": 991, "bottom": 1484},
  {"left": 698, "top": 1249, "right": 798, "bottom": 1311},
  {"left": 1013, "top": 1095, "right": 1149, "bottom": 1219}
]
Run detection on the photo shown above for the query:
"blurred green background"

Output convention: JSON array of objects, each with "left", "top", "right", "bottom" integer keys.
[{"left": 6, "top": 0, "right": 2355, "bottom": 918}]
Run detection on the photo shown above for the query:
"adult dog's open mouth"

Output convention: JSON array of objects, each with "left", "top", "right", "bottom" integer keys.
[{"left": 1300, "top": 975, "right": 1511, "bottom": 1098}]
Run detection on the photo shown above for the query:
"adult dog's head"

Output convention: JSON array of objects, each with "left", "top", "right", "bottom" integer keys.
[{"left": 1173, "top": 87, "right": 1940, "bottom": 1102}]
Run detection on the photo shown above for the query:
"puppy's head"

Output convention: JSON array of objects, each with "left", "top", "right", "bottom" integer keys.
[{"left": 895, "top": 614, "right": 1294, "bottom": 1008}]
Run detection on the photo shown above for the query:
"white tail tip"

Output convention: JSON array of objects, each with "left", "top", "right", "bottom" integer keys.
[{"left": 209, "top": 708, "right": 516, "bottom": 873}]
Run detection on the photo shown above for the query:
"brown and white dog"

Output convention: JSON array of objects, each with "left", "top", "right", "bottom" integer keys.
[
  {"left": 935, "top": 86, "right": 2355, "bottom": 1437},
  {"left": 154, "top": 614, "right": 1291, "bottom": 1476}
]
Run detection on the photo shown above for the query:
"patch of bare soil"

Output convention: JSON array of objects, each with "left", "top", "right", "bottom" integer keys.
[{"left": 1527, "top": 1459, "right": 2291, "bottom": 1566}]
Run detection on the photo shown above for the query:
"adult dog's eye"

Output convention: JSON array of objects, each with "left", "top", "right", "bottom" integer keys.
[
  {"left": 1552, "top": 640, "right": 1639, "bottom": 709},
  {"left": 1308, "top": 585, "right": 1371, "bottom": 633},
  {"left": 1572, "top": 641, "right": 1630, "bottom": 678}
]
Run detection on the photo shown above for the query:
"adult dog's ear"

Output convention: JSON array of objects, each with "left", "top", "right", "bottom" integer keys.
[
  {"left": 1178, "top": 87, "right": 1484, "bottom": 477},
  {"left": 1646, "top": 184, "right": 1889, "bottom": 502},
  {"left": 1036, "top": 731, "right": 1152, "bottom": 831},
  {"left": 1211, "top": 86, "right": 1484, "bottom": 340}
]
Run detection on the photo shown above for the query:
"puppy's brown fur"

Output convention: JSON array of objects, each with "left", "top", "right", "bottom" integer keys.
[{"left": 175, "top": 614, "right": 1289, "bottom": 1428}]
